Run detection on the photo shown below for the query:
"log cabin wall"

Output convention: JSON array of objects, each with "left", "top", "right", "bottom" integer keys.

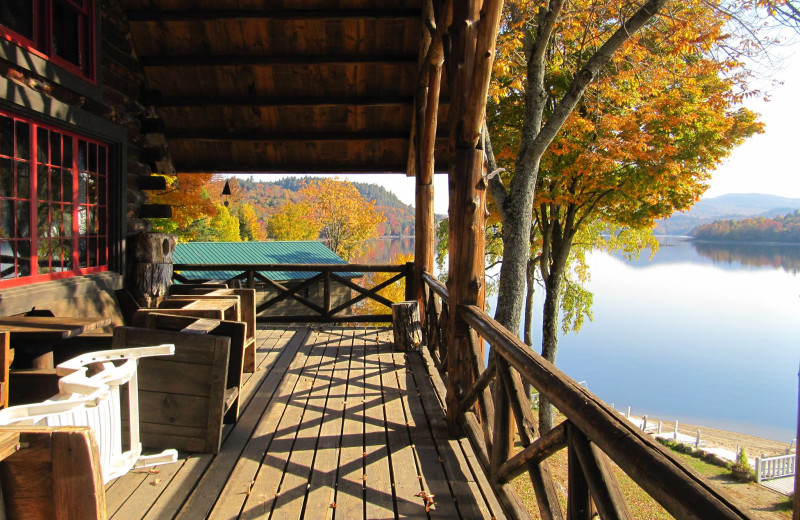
[{"left": 0, "top": 0, "right": 170, "bottom": 317}]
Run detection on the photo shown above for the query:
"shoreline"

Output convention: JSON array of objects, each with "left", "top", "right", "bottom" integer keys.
[{"left": 642, "top": 415, "right": 794, "bottom": 458}]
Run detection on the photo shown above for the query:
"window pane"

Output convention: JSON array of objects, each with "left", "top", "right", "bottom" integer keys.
[
  {"left": 87, "top": 174, "right": 96, "bottom": 203},
  {"left": 0, "top": 1, "right": 35, "bottom": 40},
  {"left": 0, "top": 200, "right": 13, "bottom": 238},
  {"left": 62, "top": 135, "right": 73, "bottom": 167},
  {"left": 62, "top": 168, "right": 72, "bottom": 203},
  {"left": 51, "top": 168, "right": 62, "bottom": 201},
  {"left": 78, "top": 237, "right": 87, "bottom": 268},
  {"left": 88, "top": 237, "right": 96, "bottom": 266},
  {"left": 0, "top": 158, "right": 12, "bottom": 197},
  {"left": 1, "top": 241, "right": 15, "bottom": 279},
  {"left": 17, "top": 162, "right": 29, "bottom": 199},
  {"left": 37, "top": 164, "right": 49, "bottom": 201},
  {"left": 88, "top": 142, "right": 97, "bottom": 172},
  {"left": 78, "top": 140, "right": 86, "bottom": 171},
  {"left": 63, "top": 205, "right": 72, "bottom": 234},
  {"left": 51, "top": 133, "right": 62, "bottom": 166},
  {"left": 86, "top": 205, "right": 95, "bottom": 235},
  {"left": 78, "top": 171, "right": 87, "bottom": 203},
  {"left": 17, "top": 240, "right": 30, "bottom": 276},
  {"left": 0, "top": 117, "right": 13, "bottom": 157},
  {"left": 99, "top": 237, "right": 106, "bottom": 265},
  {"left": 63, "top": 239, "right": 72, "bottom": 270},
  {"left": 78, "top": 206, "right": 86, "bottom": 234},
  {"left": 98, "top": 207, "right": 106, "bottom": 235},
  {"left": 37, "top": 128, "right": 49, "bottom": 163},
  {"left": 98, "top": 147, "right": 106, "bottom": 175},
  {"left": 51, "top": 205, "right": 62, "bottom": 237},
  {"left": 16, "top": 200, "right": 29, "bottom": 238},
  {"left": 37, "top": 202, "right": 48, "bottom": 238},
  {"left": 38, "top": 239, "right": 51, "bottom": 274},
  {"left": 98, "top": 176, "right": 105, "bottom": 205},
  {"left": 52, "top": 1, "right": 82, "bottom": 68},
  {"left": 15, "top": 121, "right": 29, "bottom": 160}
]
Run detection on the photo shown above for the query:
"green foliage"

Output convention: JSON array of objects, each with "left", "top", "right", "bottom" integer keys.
[{"left": 694, "top": 210, "right": 800, "bottom": 243}]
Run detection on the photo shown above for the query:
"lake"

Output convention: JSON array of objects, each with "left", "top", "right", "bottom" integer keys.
[{"left": 364, "top": 237, "right": 800, "bottom": 442}]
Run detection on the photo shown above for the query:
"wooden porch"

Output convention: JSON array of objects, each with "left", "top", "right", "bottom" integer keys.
[{"left": 105, "top": 326, "right": 505, "bottom": 519}]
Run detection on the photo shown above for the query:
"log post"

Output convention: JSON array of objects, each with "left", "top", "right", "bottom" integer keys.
[
  {"left": 443, "top": 0, "right": 503, "bottom": 431},
  {"left": 128, "top": 233, "right": 177, "bottom": 307},
  {"left": 413, "top": 0, "right": 444, "bottom": 324},
  {"left": 392, "top": 301, "right": 423, "bottom": 352}
]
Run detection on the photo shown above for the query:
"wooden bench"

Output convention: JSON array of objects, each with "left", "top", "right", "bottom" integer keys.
[{"left": 112, "top": 327, "right": 242, "bottom": 454}]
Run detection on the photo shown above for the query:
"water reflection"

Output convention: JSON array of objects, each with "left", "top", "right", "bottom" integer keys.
[{"left": 692, "top": 241, "right": 800, "bottom": 274}]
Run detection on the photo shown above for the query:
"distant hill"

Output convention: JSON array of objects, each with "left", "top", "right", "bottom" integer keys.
[
  {"left": 654, "top": 193, "right": 800, "bottom": 235},
  {"left": 233, "top": 176, "right": 416, "bottom": 237}
]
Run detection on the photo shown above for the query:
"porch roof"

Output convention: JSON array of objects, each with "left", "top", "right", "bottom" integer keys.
[
  {"left": 122, "top": 0, "right": 449, "bottom": 175},
  {"left": 172, "top": 240, "right": 360, "bottom": 281}
]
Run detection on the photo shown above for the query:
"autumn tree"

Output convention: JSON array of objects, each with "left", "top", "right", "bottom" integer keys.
[
  {"left": 487, "top": 0, "right": 768, "bottom": 431},
  {"left": 149, "top": 173, "right": 218, "bottom": 240},
  {"left": 267, "top": 202, "right": 321, "bottom": 241},
  {"left": 237, "top": 203, "right": 266, "bottom": 241},
  {"left": 300, "top": 178, "right": 385, "bottom": 260}
]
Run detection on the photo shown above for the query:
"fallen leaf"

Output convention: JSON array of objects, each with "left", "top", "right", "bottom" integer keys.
[
  {"left": 330, "top": 502, "right": 337, "bottom": 509},
  {"left": 150, "top": 479, "right": 162, "bottom": 486}
]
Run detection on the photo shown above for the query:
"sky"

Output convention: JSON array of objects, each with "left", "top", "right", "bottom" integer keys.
[{"left": 233, "top": 43, "right": 800, "bottom": 215}]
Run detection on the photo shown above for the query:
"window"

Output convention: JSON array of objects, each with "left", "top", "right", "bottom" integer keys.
[
  {"left": 0, "top": 0, "right": 95, "bottom": 81},
  {"left": 0, "top": 110, "right": 108, "bottom": 288}
]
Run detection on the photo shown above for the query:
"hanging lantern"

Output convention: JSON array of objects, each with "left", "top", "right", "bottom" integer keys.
[{"left": 221, "top": 179, "right": 232, "bottom": 207}]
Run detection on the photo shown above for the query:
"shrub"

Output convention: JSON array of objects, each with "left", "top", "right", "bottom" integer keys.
[{"left": 730, "top": 448, "right": 754, "bottom": 482}]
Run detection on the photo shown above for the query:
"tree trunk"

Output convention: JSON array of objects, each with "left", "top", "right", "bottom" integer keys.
[
  {"left": 523, "top": 256, "right": 537, "bottom": 399},
  {"left": 539, "top": 268, "right": 564, "bottom": 433}
]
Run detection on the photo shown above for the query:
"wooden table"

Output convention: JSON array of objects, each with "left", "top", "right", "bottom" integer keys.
[{"left": 0, "top": 316, "right": 112, "bottom": 369}]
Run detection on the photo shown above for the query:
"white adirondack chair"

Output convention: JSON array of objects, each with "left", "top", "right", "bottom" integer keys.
[{"left": 0, "top": 345, "right": 178, "bottom": 483}]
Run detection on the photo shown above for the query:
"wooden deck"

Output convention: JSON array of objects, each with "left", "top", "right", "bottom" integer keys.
[{"left": 105, "top": 326, "right": 506, "bottom": 519}]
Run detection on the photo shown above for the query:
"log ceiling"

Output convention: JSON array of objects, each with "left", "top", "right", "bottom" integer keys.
[{"left": 123, "top": 0, "right": 449, "bottom": 174}]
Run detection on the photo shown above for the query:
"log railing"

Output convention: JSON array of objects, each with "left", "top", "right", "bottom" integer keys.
[
  {"left": 421, "top": 272, "right": 755, "bottom": 520},
  {"left": 172, "top": 263, "right": 414, "bottom": 323}
]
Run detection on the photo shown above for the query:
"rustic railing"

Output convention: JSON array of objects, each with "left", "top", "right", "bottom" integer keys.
[
  {"left": 421, "top": 272, "right": 755, "bottom": 520},
  {"left": 172, "top": 263, "right": 414, "bottom": 323}
]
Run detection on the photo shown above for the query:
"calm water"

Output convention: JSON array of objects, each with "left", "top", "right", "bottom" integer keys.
[{"left": 365, "top": 237, "right": 800, "bottom": 442}]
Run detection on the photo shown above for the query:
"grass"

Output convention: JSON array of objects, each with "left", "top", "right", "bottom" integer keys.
[{"left": 511, "top": 437, "right": 793, "bottom": 519}]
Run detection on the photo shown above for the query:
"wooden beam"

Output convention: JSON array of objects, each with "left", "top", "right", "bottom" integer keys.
[
  {"left": 498, "top": 422, "right": 567, "bottom": 482},
  {"left": 173, "top": 163, "right": 449, "bottom": 175},
  {"left": 137, "top": 175, "right": 168, "bottom": 191},
  {"left": 140, "top": 204, "right": 172, "bottom": 218},
  {"left": 127, "top": 9, "right": 421, "bottom": 22},
  {"left": 166, "top": 130, "right": 445, "bottom": 142},
  {"left": 570, "top": 426, "right": 632, "bottom": 520},
  {"left": 140, "top": 55, "right": 417, "bottom": 67},
  {"left": 567, "top": 427, "right": 594, "bottom": 520},
  {"left": 154, "top": 95, "right": 420, "bottom": 108}
]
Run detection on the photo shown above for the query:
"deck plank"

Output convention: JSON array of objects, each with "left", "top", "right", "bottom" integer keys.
[
  {"left": 303, "top": 329, "right": 350, "bottom": 519},
  {"left": 333, "top": 329, "right": 366, "bottom": 519},
  {"left": 361, "top": 330, "right": 395, "bottom": 520},
  {"left": 102, "top": 327, "right": 509, "bottom": 520},
  {"left": 411, "top": 340, "right": 507, "bottom": 519},
  {"left": 380, "top": 335, "right": 429, "bottom": 519},
  {"left": 268, "top": 331, "right": 337, "bottom": 517},
  {"left": 177, "top": 328, "right": 311, "bottom": 519}
]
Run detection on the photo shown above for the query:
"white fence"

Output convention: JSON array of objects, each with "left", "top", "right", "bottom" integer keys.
[{"left": 755, "top": 454, "right": 796, "bottom": 483}]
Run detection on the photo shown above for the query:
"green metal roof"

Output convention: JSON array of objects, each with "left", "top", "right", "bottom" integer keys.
[{"left": 172, "top": 241, "right": 355, "bottom": 282}]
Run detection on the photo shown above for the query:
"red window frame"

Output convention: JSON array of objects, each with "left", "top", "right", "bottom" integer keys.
[
  {"left": 0, "top": 0, "right": 95, "bottom": 82},
  {"left": 0, "top": 109, "right": 108, "bottom": 289}
]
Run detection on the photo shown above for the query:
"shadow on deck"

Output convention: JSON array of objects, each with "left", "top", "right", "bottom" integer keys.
[{"left": 105, "top": 326, "right": 505, "bottom": 519}]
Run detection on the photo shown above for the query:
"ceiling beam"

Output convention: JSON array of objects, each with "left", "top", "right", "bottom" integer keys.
[
  {"left": 165, "top": 131, "right": 449, "bottom": 141},
  {"left": 173, "top": 164, "right": 449, "bottom": 174},
  {"left": 152, "top": 95, "right": 414, "bottom": 108},
  {"left": 140, "top": 54, "right": 417, "bottom": 67},
  {"left": 127, "top": 9, "right": 421, "bottom": 22}
]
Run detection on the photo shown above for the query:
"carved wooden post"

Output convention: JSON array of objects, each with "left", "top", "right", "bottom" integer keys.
[
  {"left": 129, "top": 233, "right": 177, "bottom": 307},
  {"left": 413, "top": 0, "right": 444, "bottom": 325},
  {"left": 392, "top": 301, "right": 423, "bottom": 352},
  {"left": 443, "top": 0, "right": 504, "bottom": 432}
]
